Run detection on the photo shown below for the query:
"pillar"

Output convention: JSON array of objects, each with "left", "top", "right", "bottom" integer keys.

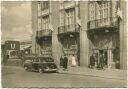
[
  {"left": 79, "top": 1, "right": 89, "bottom": 67},
  {"left": 31, "top": 2, "right": 38, "bottom": 54},
  {"left": 51, "top": 1, "right": 62, "bottom": 68},
  {"left": 119, "top": 1, "right": 127, "bottom": 69}
]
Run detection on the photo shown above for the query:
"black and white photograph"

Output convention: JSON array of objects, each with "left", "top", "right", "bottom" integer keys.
[{"left": 1, "top": 0, "right": 127, "bottom": 88}]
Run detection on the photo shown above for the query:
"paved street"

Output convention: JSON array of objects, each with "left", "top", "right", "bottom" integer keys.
[{"left": 2, "top": 66, "right": 127, "bottom": 88}]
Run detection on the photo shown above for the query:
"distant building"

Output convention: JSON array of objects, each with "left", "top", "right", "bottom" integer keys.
[
  {"left": 20, "top": 41, "right": 32, "bottom": 55},
  {"left": 4, "top": 40, "right": 20, "bottom": 59}
]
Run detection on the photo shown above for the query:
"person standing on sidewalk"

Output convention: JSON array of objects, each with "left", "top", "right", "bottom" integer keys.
[
  {"left": 63, "top": 54, "right": 68, "bottom": 70},
  {"left": 89, "top": 54, "right": 95, "bottom": 69},
  {"left": 71, "top": 54, "right": 77, "bottom": 67},
  {"left": 99, "top": 53, "right": 105, "bottom": 70},
  {"left": 60, "top": 55, "right": 64, "bottom": 68}
]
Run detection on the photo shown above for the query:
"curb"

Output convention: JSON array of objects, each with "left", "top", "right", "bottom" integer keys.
[{"left": 58, "top": 71, "right": 126, "bottom": 81}]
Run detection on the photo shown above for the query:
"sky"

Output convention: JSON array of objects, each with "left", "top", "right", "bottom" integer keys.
[{"left": 1, "top": 1, "right": 32, "bottom": 43}]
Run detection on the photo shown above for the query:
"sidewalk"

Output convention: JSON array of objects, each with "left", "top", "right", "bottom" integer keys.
[{"left": 59, "top": 66, "right": 127, "bottom": 81}]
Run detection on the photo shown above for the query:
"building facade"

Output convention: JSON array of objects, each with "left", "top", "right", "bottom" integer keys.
[
  {"left": 32, "top": 1, "right": 127, "bottom": 69},
  {"left": 87, "top": 1, "right": 127, "bottom": 69},
  {"left": 87, "top": 1, "right": 119, "bottom": 68},
  {"left": 4, "top": 41, "right": 20, "bottom": 59},
  {"left": 32, "top": 1, "right": 61, "bottom": 67},
  {"left": 58, "top": 1, "right": 80, "bottom": 65}
]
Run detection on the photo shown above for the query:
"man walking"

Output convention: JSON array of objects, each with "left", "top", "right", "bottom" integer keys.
[
  {"left": 89, "top": 54, "right": 95, "bottom": 69},
  {"left": 99, "top": 53, "right": 105, "bottom": 70},
  {"left": 63, "top": 54, "right": 68, "bottom": 70}
]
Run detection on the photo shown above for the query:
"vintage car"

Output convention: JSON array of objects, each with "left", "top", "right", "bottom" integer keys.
[{"left": 24, "top": 57, "right": 58, "bottom": 73}]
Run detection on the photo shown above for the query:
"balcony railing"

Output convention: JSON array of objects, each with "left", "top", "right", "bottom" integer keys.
[
  {"left": 36, "top": 29, "right": 52, "bottom": 38},
  {"left": 58, "top": 24, "right": 79, "bottom": 34},
  {"left": 41, "top": 9, "right": 50, "bottom": 16},
  {"left": 87, "top": 17, "right": 118, "bottom": 30},
  {"left": 63, "top": 1, "right": 76, "bottom": 9}
]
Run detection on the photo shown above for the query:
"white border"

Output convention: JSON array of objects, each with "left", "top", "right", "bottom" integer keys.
[{"left": 0, "top": 0, "right": 128, "bottom": 89}]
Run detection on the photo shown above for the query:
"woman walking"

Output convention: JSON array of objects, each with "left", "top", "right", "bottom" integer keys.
[{"left": 71, "top": 55, "right": 77, "bottom": 67}]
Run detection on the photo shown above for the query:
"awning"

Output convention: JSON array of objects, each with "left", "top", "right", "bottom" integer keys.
[{"left": 20, "top": 46, "right": 31, "bottom": 50}]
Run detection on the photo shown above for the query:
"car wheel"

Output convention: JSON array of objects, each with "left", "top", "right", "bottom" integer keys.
[{"left": 39, "top": 68, "right": 43, "bottom": 73}]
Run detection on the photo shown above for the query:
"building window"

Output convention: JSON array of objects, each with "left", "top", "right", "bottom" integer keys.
[
  {"left": 65, "top": 8, "right": 75, "bottom": 25},
  {"left": 38, "top": 18, "right": 42, "bottom": 30},
  {"left": 42, "top": 1, "right": 49, "bottom": 10},
  {"left": 89, "top": 1, "right": 111, "bottom": 27},
  {"left": 38, "top": 2, "right": 41, "bottom": 16},
  {"left": 42, "top": 15, "right": 49, "bottom": 30},
  {"left": 60, "top": 11, "right": 64, "bottom": 26},
  {"left": 89, "top": 2, "right": 95, "bottom": 21},
  {"left": 97, "top": 1, "right": 110, "bottom": 19}
]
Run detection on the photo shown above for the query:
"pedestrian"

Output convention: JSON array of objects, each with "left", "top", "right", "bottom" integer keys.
[
  {"left": 89, "top": 54, "right": 95, "bottom": 69},
  {"left": 60, "top": 55, "right": 63, "bottom": 68},
  {"left": 113, "top": 47, "right": 120, "bottom": 69},
  {"left": 71, "top": 54, "right": 77, "bottom": 67},
  {"left": 94, "top": 54, "right": 98, "bottom": 68},
  {"left": 99, "top": 53, "right": 105, "bottom": 70},
  {"left": 63, "top": 54, "right": 68, "bottom": 70}
]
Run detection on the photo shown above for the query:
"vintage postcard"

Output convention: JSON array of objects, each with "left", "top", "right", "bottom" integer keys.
[{"left": 1, "top": 0, "right": 127, "bottom": 88}]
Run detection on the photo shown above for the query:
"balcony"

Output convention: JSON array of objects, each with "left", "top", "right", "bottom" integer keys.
[
  {"left": 41, "top": 8, "right": 50, "bottom": 16},
  {"left": 87, "top": 17, "right": 118, "bottom": 30},
  {"left": 36, "top": 29, "right": 52, "bottom": 38},
  {"left": 63, "top": 1, "right": 76, "bottom": 10},
  {"left": 58, "top": 24, "right": 79, "bottom": 34}
]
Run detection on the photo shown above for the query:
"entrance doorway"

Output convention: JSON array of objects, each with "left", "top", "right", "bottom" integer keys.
[
  {"left": 99, "top": 50, "right": 108, "bottom": 68},
  {"left": 90, "top": 49, "right": 109, "bottom": 68}
]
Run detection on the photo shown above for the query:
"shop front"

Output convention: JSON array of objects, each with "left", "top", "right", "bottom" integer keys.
[
  {"left": 58, "top": 31, "right": 80, "bottom": 66},
  {"left": 40, "top": 37, "right": 52, "bottom": 57},
  {"left": 36, "top": 30, "right": 52, "bottom": 57},
  {"left": 88, "top": 29, "right": 120, "bottom": 69}
]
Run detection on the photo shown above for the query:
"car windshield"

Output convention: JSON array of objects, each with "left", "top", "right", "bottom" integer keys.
[{"left": 40, "top": 57, "right": 54, "bottom": 62}]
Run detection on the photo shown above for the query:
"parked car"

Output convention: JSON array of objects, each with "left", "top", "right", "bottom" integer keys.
[{"left": 24, "top": 57, "right": 58, "bottom": 73}]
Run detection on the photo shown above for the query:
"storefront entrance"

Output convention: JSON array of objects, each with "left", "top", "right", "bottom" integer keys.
[
  {"left": 39, "top": 37, "right": 52, "bottom": 57},
  {"left": 90, "top": 49, "right": 108, "bottom": 68},
  {"left": 90, "top": 48, "right": 120, "bottom": 69},
  {"left": 59, "top": 33, "right": 80, "bottom": 66}
]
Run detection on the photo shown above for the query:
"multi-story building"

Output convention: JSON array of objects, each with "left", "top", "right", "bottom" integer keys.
[
  {"left": 32, "top": 1, "right": 127, "bottom": 69},
  {"left": 87, "top": 1, "right": 127, "bottom": 69}
]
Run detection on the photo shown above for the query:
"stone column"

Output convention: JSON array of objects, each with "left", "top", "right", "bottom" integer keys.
[
  {"left": 31, "top": 2, "right": 38, "bottom": 54},
  {"left": 79, "top": 1, "right": 89, "bottom": 67},
  {"left": 119, "top": 1, "right": 127, "bottom": 69},
  {"left": 51, "top": 1, "right": 62, "bottom": 68}
]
